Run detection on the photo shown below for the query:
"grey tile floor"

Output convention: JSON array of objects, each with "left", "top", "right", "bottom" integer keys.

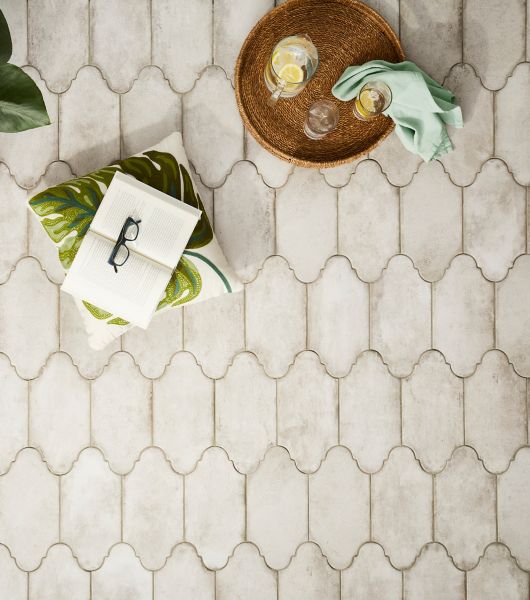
[{"left": 0, "top": 0, "right": 530, "bottom": 598}]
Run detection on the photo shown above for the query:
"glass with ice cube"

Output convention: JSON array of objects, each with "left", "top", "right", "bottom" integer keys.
[{"left": 303, "top": 99, "right": 339, "bottom": 140}]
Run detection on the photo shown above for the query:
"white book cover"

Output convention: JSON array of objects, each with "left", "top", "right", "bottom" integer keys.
[{"left": 61, "top": 172, "right": 201, "bottom": 328}]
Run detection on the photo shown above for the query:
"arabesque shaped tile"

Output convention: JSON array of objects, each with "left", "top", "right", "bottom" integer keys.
[
  {"left": 339, "top": 351, "right": 400, "bottom": 472},
  {"left": 467, "top": 543, "right": 528, "bottom": 600},
  {"left": 247, "top": 446, "right": 307, "bottom": 570},
  {"left": 464, "top": 0, "right": 525, "bottom": 90},
  {"left": 183, "top": 66, "right": 244, "bottom": 187},
  {"left": 184, "top": 291, "right": 244, "bottom": 378},
  {"left": 369, "top": 131, "right": 421, "bottom": 186},
  {"left": 464, "top": 159, "right": 525, "bottom": 281},
  {"left": 277, "top": 352, "right": 338, "bottom": 473},
  {"left": 341, "top": 543, "right": 401, "bottom": 600},
  {"left": 278, "top": 543, "right": 340, "bottom": 600},
  {"left": 28, "top": 0, "right": 88, "bottom": 92},
  {"left": 276, "top": 168, "right": 337, "bottom": 282},
  {"left": 400, "top": 0, "right": 462, "bottom": 82},
  {"left": 61, "top": 448, "right": 120, "bottom": 570},
  {"left": 59, "top": 66, "right": 120, "bottom": 176},
  {"left": 0, "top": 544, "right": 26, "bottom": 600},
  {"left": 337, "top": 159, "right": 399, "bottom": 282},
  {"left": 441, "top": 64, "right": 494, "bottom": 186},
  {"left": 216, "top": 352, "right": 275, "bottom": 474},
  {"left": 91, "top": 353, "right": 151, "bottom": 474},
  {"left": 153, "top": 352, "right": 213, "bottom": 473},
  {"left": 91, "top": 543, "right": 152, "bottom": 600},
  {"left": 372, "top": 447, "right": 432, "bottom": 569},
  {"left": 90, "top": 0, "right": 150, "bottom": 93},
  {"left": 363, "top": 0, "right": 399, "bottom": 35},
  {"left": 0, "top": 356, "right": 27, "bottom": 474},
  {"left": 0, "top": 164, "right": 26, "bottom": 284},
  {"left": 402, "top": 351, "right": 463, "bottom": 473},
  {"left": 498, "top": 448, "right": 530, "bottom": 569},
  {"left": 0, "top": 448, "right": 58, "bottom": 570},
  {"left": 401, "top": 161, "right": 462, "bottom": 282},
  {"left": 433, "top": 255, "right": 494, "bottom": 377},
  {"left": 371, "top": 255, "right": 431, "bottom": 377},
  {"left": 0, "top": 257, "right": 58, "bottom": 379},
  {"left": 29, "top": 352, "right": 90, "bottom": 474},
  {"left": 308, "top": 256, "right": 369, "bottom": 377},
  {"left": 2, "top": 1, "right": 27, "bottom": 65},
  {"left": 496, "top": 64, "right": 530, "bottom": 185},
  {"left": 309, "top": 446, "right": 369, "bottom": 569},
  {"left": 191, "top": 165, "right": 214, "bottom": 224},
  {"left": 246, "top": 256, "right": 306, "bottom": 378},
  {"left": 216, "top": 543, "right": 277, "bottom": 600},
  {"left": 29, "top": 544, "right": 89, "bottom": 600},
  {"left": 320, "top": 160, "right": 359, "bottom": 188},
  {"left": 185, "top": 447, "right": 244, "bottom": 569},
  {"left": 214, "top": 161, "right": 275, "bottom": 282},
  {"left": 465, "top": 350, "right": 526, "bottom": 473},
  {"left": 435, "top": 446, "right": 496, "bottom": 569},
  {"left": 245, "top": 132, "right": 293, "bottom": 188},
  {"left": 124, "top": 448, "right": 183, "bottom": 570}
]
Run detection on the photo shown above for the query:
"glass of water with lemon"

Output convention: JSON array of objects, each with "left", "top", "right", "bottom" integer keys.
[{"left": 264, "top": 34, "right": 318, "bottom": 106}]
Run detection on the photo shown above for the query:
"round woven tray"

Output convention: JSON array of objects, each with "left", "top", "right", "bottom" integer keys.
[{"left": 235, "top": 0, "right": 404, "bottom": 168}]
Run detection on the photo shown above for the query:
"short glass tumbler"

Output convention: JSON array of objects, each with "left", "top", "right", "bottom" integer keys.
[
  {"left": 352, "top": 81, "right": 392, "bottom": 121},
  {"left": 304, "top": 100, "right": 339, "bottom": 140}
]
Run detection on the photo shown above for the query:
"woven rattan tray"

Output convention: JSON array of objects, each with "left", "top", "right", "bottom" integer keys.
[{"left": 235, "top": 0, "right": 404, "bottom": 168}]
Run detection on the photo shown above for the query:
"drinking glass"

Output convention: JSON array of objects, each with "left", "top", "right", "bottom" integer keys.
[
  {"left": 304, "top": 100, "right": 339, "bottom": 139},
  {"left": 352, "top": 81, "right": 392, "bottom": 121},
  {"left": 264, "top": 34, "right": 319, "bottom": 106}
]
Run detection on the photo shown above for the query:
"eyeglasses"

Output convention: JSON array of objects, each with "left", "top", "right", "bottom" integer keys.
[{"left": 108, "top": 216, "right": 141, "bottom": 273}]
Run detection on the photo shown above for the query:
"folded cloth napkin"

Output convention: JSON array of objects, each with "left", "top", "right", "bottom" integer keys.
[{"left": 332, "top": 60, "right": 463, "bottom": 162}]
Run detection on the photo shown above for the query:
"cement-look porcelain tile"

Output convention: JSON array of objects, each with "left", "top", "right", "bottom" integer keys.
[
  {"left": 498, "top": 448, "right": 530, "bottom": 570},
  {"left": 214, "top": 161, "right": 275, "bottom": 283},
  {"left": 185, "top": 447, "right": 245, "bottom": 570},
  {"left": 120, "top": 66, "right": 182, "bottom": 158},
  {"left": 401, "top": 161, "right": 462, "bottom": 282},
  {"left": 402, "top": 351, "right": 464, "bottom": 473},
  {"left": 90, "top": 0, "right": 150, "bottom": 93},
  {"left": 362, "top": 0, "right": 399, "bottom": 35},
  {"left": 496, "top": 63, "right": 530, "bottom": 186},
  {"left": 0, "top": 448, "right": 58, "bottom": 571},
  {"left": 276, "top": 168, "right": 337, "bottom": 283},
  {"left": 0, "top": 545, "right": 25, "bottom": 600},
  {"left": 278, "top": 543, "right": 340, "bottom": 600},
  {"left": 0, "top": 258, "right": 58, "bottom": 379},
  {"left": 245, "top": 256, "right": 306, "bottom": 378},
  {"left": 29, "top": 544, "right": 89, "bottom": 600},
  {"left": 29, "top": 353, "right": 90, "bottom": 474},
  {"left": 467, "top": 544, "right": 528, "bottom": 600},
  {"left": 151, "top": 0, "right": 211, "bottom": 93},
  {"left": 0, "top": 164, "right": 27, "bottom": 283},
  {"left": 370, "top": 255, "right": 431, "bottom": 377},
  {"left": 403, "top": 543, "right": 465, "bottom": 600},
  {"left": 341, "top": 542, "right": 402, "bottom": 600},
  {"left": 215, "top": 352, "right": 276, "bottom": 474},
  {"left": 123, "top": 448, "right": 183, "bottom": 570},
  {"left": 60, "top": 448, "right": 121, "bottom": 570},
  {"left": 337, "top": 159, "right": 399, "bottom": 282},
  {"left": 432, "top": 255, "right": 494, "bottom": 377},
  {"left": 216, "top": 543, "right": 277, "bottom": 600},
  {"left": 372, "top": 447, "right": 432, "bottom": 569},
  {"left": 214, "top": 0, "right": 273, "bottom": 81},
  {"left": 464, "top": 350, "right": 527, "bottom": 473},
  {"left": 1, "top": 1, "right": 27, "bottom": 65},
  {"left": 91, "top": 353, "right": 151, "bottom": 474},
  {"left": 434, "top": 446, "right": 496, "bottom": 570},
  {"left": 153, "top": 353, "right": 213, "bottom": 474},
  {"left": 277, "top": 351, "right": 338, "bottom": 473},
  {"left": 183, "top": 291, "right": 244, "bottom": 378},
  {"left": 155, "top": 544, "right": 214, "bottom": 600},
  {"left": 339, "top": 351, "right": 401, "bottom": 473},
  {"left": 400, "top": 0, "right": 462, "bottom": 83},
  {"left": 320, "top": 159, "right": 361, "bottom": 188},
  {"left": 0, "top": 356, "right": 27, "bottom": 474},
  {"left": 308, "top": 446, "right": 370, "bottom": 569},
  {"left": 464, "top": 0, "right": 526, "bottom": 90},
  {"left": 183, "top": 66, "right": 244, "bottom": 187},
  {"left": 244, "top": 133, "right": 294, "bottom": 188},
  {"left": 441, "top": 64, "right": 494, "bottom": 186},
  {"left": 91, "top": 543, "right": 152, "bottom": 600},
  {"left": 191, "top": 165, "right": 214, "bottom": 225},
  {"left": 247, "top": 446, "right": 307, "bottom": 570},
  {"left": 368, "top": 131, "right": 422, "bottom": 187},
  {"left": 0, "top": 67, "right": 58, "bottom": 189},
  {"left": 463, "top": 159, "right": 526, "bottom": 281},
  {"left": 28, "top": 0, "right": 88, "bottom": 93}
]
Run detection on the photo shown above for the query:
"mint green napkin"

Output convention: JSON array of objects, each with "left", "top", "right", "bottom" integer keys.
[{"left": 332, "top": 60, "right": 463, "bottom": 162}]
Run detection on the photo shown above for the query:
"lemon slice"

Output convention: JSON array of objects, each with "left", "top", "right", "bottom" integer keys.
[{"left": 278, "top": 63, "right": 304, "bottom": 84}]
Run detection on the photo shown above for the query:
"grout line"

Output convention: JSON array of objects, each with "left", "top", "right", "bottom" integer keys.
[
  {"left": 58, "top": 475, "right": 62, "bottom": 542},
  {"left": 464, "top": 570, "right": 468, "bottom": 600},
  {"left": 337, "top": 379, "right": 341, "bottom": 446},
  {"left": 430, "top": 282, "right": 434, "bottom": 349},
  {"left": 398, "top": 186, "right": 403, "bottom": 254},
  {"left": 243, "top": 284, "right": 247, "bottom": 350},
  {"left": 149, "top": 379, "right": 154, "bottom": 446},
  {"left": 368, "top": 282, "right": 372, "bottom": 350},
  {"left": 492, "top": 91, "right": 497, "bottom": 157},
  {"left": 26, "top": 380, "right": 31, "bottom": 446},
  {"left": 120, "top": 475, "right": 124, "bottom": 542},
  {"left": 368, "top": 473, "right": 373, "bottom": 541},
  {"left": 152, "top": 571, "right": 155, "bottom": 600},
  {"left": 431, "top": 474, "right": 435, "bottom": 541},
  {"left": 461, "top": 186, "right": 465, "bottom": 253},
  {"left": 526, "top": 186, "right": 529, "bottom": 253},
  {"left": 526, "top": 378, "right": 529, "bottom": 445},
  {"left": 88, "top": 0, "right": 92, "bottom": 64},
  {"left": 401, "top": 568, "right": 404, "bottom": 600},
  {"left": 306, "top": 474, "right": 310, "bottom": 541},
  {"left": 495, "top": 473, "right": 499, "bottom": 542},
  {"left": 213, "top": 379, "right": 217, "bottom": 447},
  {"left": 304, "top": 283, "right": 309, "bottom": 350},
  {"left": 275, "top": 378, "right": 279, "bottom": 445},
  {"left": 211, "top": 0, "right": 215, "bottom": 65},
  {"left": 460, "top": 0, "right": 465, "bottom": 63},
  {"left": 149, "top": 0, "right": 153, "bottom": 65},
  {"left": 182, "top": 474, "right": 186, "bottom": 541},
  {"left": 25, "top": 0, "right": 29, "bottom": 64},
  {"left": 399, "top": 379, "right": 403, "bottom": 445},
  {"left": 493, "top": 283, "right": 497, "bottom": 349},
  {"left": 26, "top": 571, "right": 29, "bottom": 600},
  {"left": 244, "top": 474, "right": 248, "bottom": 541},
  {"left": 89, "top": 381, "right": 93, "bottom": 446},
  {"left": 462, "top": 378, "right": 467, "bottom": 445}
]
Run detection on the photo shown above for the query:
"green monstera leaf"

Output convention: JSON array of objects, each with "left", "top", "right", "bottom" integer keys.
[{"left": 157, "top": 256, "right": 202, "bottom": 310}]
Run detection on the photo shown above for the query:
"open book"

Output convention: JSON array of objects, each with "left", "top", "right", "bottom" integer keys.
[{"left": 61, "top": 171, "right": 201, "bottom": 328}]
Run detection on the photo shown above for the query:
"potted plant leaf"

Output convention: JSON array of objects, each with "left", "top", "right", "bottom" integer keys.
[{"left": 0, "top": 9, "right": 50, "bottom": 133}]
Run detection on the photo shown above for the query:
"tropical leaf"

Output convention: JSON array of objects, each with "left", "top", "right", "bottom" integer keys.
[
  {"left": 0, "top": 10, "right": 12, "bottom": 64},
  {"left": 157, "top": 256, "right": 202, "bottom": 310},
  {"left": 82, "top": 301, "right": 112, "bottom": 320},
  {"left": 108, "top": 316, "right": 129, "bottom": 326},
  {"left": 179, "top": 164, "right": 213, "bottom": 248}
]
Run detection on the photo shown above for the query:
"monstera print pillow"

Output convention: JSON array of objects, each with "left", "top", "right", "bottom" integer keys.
[{"left": 28, "top": 132, "right": 242, "bottom": 350}]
